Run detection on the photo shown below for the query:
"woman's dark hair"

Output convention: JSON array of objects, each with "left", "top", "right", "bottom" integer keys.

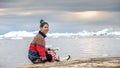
[{"left": 40, "top": 19, "right": 49, "bottom": 28}]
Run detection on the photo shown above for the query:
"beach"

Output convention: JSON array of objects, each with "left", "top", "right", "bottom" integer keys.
[{"left": 17, "top": 57, "right": 120, "bottom": 68}]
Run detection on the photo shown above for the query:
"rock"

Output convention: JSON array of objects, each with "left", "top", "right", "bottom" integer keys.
[{"left": 17, "top": 57, "right": 120, "bottom": 68}]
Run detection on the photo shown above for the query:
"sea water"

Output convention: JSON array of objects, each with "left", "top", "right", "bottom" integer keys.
[{"left": 0, "top": 36, "right": 120, "bottom": 68}]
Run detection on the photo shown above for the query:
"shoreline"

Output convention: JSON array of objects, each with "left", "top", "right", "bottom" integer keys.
[{"left": 17, "top": 57, "right": 120, "bottom": 68}]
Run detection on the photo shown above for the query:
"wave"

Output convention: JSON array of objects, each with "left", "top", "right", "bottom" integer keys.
[
  {"left": 0, "top": 31, "right": 36, "bottom": 39},
  {"left": 47, "top": 28, "right": 120, "bottom": 38},
  {"left": 0, "top": 28, "right": 120, "bottom": 39}
]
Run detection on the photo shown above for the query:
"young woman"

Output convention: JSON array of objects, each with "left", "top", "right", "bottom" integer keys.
[{"left": 28, "top": 20, "right": 52, "bottom": 64}]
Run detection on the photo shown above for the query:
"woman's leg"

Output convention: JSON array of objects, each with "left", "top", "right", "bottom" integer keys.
[
  {"left": 46, "top": 54, "right": 52, "bottom": 62},
  {"left": 28, "top": 55, "right": 42, "bottom": 64}
]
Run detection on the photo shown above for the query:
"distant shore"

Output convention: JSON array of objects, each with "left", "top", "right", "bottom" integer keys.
[{"left": 17, "top": 57, "right": 120, "bottom": 68}]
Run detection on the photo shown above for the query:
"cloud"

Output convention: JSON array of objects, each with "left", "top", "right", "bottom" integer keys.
[
  {"left": 0, "top": 0, "right": 120, "bottom": 34},
  {"left": 46, "top": 11, "right": 120, "bottom": 22},
  {"left": 12, "top": 1, "right": 120, "bottom": 11},
  {"left": 0, "top": 0, "right": 119, "bottom": 16},
  {"left": 0, "top": 0, "right": 120, "bottom": 12},
  {"left": 0, "top": 8, "right": 7, "bottom": 15}
]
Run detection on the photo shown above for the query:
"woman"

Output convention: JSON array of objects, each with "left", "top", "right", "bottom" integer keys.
[{"left": 28, "top": 19, "right": 52, "bottom": 64}]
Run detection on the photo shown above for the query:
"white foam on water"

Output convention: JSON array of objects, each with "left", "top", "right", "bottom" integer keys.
[
  {"left": 11, "top": 37, "right": 23, "bottom": 40},
  {"left": 0, "top": 28, "right": 120, "bottom": 39}
]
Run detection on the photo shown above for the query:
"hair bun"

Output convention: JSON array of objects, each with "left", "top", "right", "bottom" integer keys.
[{"left": 40, "top": 19, "right": 45, "bottom": 24}]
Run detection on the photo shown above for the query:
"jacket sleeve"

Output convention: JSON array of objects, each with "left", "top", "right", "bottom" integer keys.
[{"left": 33, "top": 35, "right": 46, "bottom": 58}]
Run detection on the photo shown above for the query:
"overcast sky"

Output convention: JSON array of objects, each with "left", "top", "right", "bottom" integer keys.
[{"left": 0, "top": 0, "right": 120, "bottom": 34}]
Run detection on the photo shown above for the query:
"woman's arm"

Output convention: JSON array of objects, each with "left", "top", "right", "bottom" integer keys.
[{"left": 34, "top": 35, "right": 46, "bottom": 60}]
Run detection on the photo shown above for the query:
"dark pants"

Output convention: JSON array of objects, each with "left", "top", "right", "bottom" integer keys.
[
  {"left": 28, "top": 55, "right": 42, "bottom": 64},
  {"left": 28, "top": 54, "right": 52, "bottom": 64}
]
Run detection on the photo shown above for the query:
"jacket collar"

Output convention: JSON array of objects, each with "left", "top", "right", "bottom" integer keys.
[{"left": 39, "top": 31, "right": 46, "bottom": 38}]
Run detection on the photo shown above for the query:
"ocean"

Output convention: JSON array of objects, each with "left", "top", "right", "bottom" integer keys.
[{"left": 0, "top": 29, "right": 120, "bottom": 68}]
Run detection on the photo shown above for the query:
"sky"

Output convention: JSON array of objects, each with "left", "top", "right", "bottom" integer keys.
[{"left": 0, "top": 0, "right": 120, "bottom": 34}]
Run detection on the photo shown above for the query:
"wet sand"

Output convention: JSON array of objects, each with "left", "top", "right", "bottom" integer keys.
[{"left": 17, "top": 57, "right": 120, "bottom": 68}]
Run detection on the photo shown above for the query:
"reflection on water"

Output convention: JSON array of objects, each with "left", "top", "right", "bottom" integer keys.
[
  {"left": 0, "top": 37, "right": 120, "bottom": 68},
  {"left": 46, "top": 37, "right": 120, "bottom": 59},
  {"left": 80, "top": 38, "right": 100, "bottom": 55}
]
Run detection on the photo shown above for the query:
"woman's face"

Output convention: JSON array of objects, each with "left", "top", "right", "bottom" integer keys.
[{"left": 41, "top": 24, "right": 49, "bottom": 34}]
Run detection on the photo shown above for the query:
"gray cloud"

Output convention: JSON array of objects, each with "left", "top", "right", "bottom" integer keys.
[
  {"left": 0, "top": 0, "right": 120, "bottom": 16},
  {"left": 0, "top": 0, "right": 120, "bottom": 34},
  {"left": 0, "top": 0, "right": 120, "bottom": 11}
]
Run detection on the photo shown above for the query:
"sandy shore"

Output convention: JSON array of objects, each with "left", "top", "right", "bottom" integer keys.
[{"left": 17, "top": 57, "right": 120, "bottom": 68}]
